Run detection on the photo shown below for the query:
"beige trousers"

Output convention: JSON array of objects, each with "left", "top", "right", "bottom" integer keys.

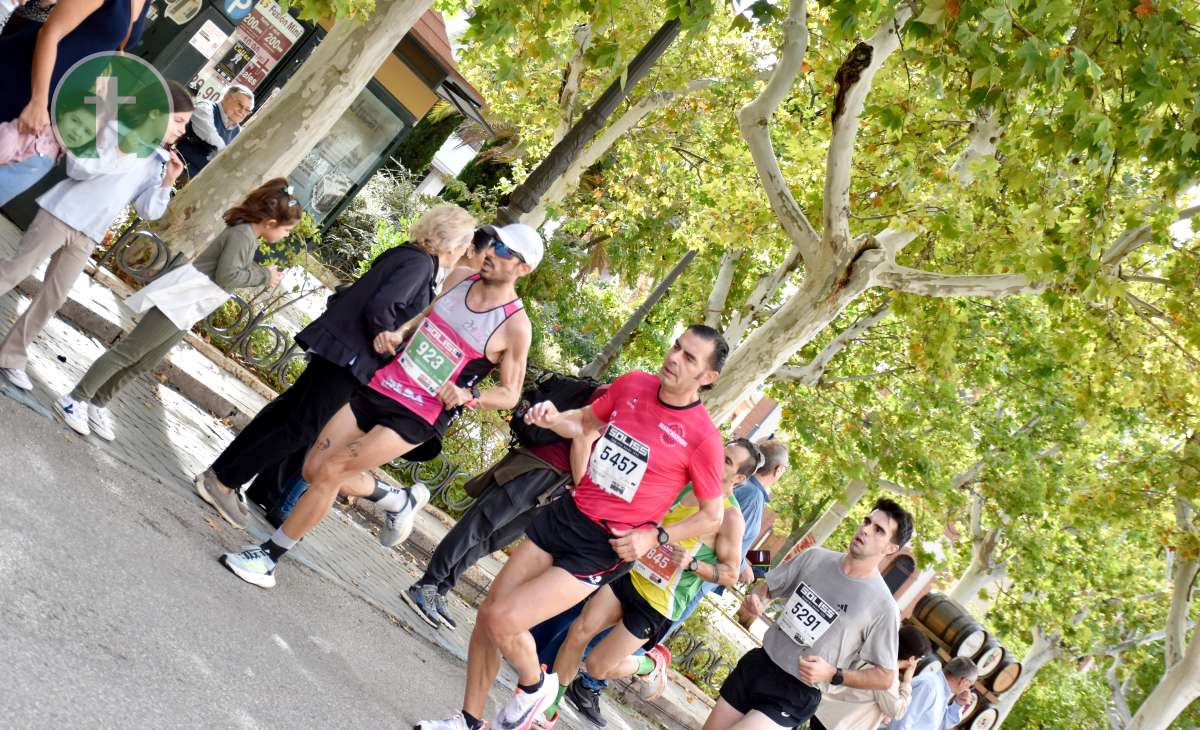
[{"left": 0, "top": 210, "right": 96, "bottom": 369}]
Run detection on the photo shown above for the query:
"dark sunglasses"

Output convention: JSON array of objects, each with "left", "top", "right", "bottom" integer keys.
[{"left": 491, "top": 240, "right": 525, "bottom": 263}]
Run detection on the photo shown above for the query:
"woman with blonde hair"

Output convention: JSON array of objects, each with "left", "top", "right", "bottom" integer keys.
[{"left": 194, "top": 202, "right": 477, "bottom": 529}]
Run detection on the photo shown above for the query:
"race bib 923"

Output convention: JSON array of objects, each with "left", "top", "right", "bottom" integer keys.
[{"left": 399, "top": 319, "right": 465, "bottom": 395}]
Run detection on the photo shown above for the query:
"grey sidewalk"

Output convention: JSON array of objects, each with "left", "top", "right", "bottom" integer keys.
[{"left": 0, "top": 215, "right": 716, "bottom": 729}]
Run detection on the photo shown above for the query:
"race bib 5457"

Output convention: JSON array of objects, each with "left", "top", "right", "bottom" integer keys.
[{"left": 589, "top": 424, "right": 650, "bottom": 503}]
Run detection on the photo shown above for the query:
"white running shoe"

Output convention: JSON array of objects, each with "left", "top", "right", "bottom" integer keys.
[
  {"left": 220, "top": 545, "right": 277, "bottom": 588},
  {"left": 3, "top": 367, "right": 33, "bottom": 390},
  {"left": 89, "top": 404, "right": 115, "bottom": 441},
  {"left": 496, "top": 672, "right": 559, "bottom": 730},
  {"left": 379, "top": 482, "right": 430, "bottom": 548},
  {"left": 415, "top": 713, "right": 482, "bottom": 730},
  {"left": 55, "top": 395, "right": 90, "bottom": 436}
]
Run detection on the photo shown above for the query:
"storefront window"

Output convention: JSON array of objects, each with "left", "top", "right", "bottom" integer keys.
[{"left": 288, "top": 89, "right": 407, "bottom": 222}]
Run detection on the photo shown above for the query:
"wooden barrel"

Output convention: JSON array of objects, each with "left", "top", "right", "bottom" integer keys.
[
  {"left": 914, "top": 592, "right": 989, "bottom": 658},
  {"left": 960, "top": 690, "right": 981, "bottom": 718},
  {"left": 975, "top": 640, "right": 1006, "bottom": 677},
  {"left": 915, "top": 651, "right": 942, "bottom": 677},
  {"left": 965, "top": 703, "right": 999, "bottom": 730},
  {"left": 986, "top": 655, "right": 1023, "bottom": 693}
]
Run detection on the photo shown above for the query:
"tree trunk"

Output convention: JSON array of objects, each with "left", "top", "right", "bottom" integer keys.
[
  {"left": 153, "top": 0, "right": 432, "bottom": 255},
  {"left": 578, "top": 249, "right": 696, "bottom": 379},
  {"left": 776, "top": 477, "right": 870, "bottom": 565},
  {"left": 703, "top": 252, "right": 881, "bottom": 422},
  {"left": 496, "top": 17, "right": 682, "bottom": 225},
  {"left": 1127, "top": 627, "right": 1200, "bottom": 729},
  {"left": 994, "top": 627, "right": 1061, "bottom": 725},
  {"left": 946, "top": 542, "right": 1005, "bottom": 607}
]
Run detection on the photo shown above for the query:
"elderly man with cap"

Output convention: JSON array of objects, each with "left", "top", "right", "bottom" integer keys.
[{"left": 176, "top": 85, "right": 253, "bottom": 179}]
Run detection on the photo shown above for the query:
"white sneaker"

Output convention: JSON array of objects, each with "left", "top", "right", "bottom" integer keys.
[
  {"left": 220, "top": 545, "right": 277, "bottom": 588},
  {"left": 415, "top": 713, "right": 479, "bottom": 730},
  {"left": 88, "top": 404, "right": 115, "bottom": 441},
  {"left": 379, "top": 482, "right": 431, "bottom": 548},
  {"left": 55, "top": 395, "right": 90, "bottom": 436},
  {"left": 496, "top": 672, "right": 559, "bottom": 730},
  {"left": 2, "top": 367, "right": 33, "bottom": 390}
]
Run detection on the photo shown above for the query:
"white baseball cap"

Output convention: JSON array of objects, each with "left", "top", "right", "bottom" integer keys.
[{"left": 481, "top": 223, "right": 544, "bottom": 271}]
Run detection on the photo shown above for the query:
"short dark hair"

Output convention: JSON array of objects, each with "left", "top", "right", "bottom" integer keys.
[
  {"left": 685, "top": 324, "right": 729, "bottom": 373},
  {"left": 898, "top": 625, "right": 931, "bottom": 661},
  {"left": 727, "top": 438, "right": 763, "bottom": 477},
  {"left": 872, "top": 497, "right": 913, "bottom": 548},
  {"left": 167, "top": 80, "right": 195, "bottom": 115}
]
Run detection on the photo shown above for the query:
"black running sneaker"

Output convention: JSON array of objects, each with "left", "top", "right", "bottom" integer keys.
[
  {"left": 402, "top": 583, "right": 442, "bottom": 629},
  {"left": 565, "top": 675, "right": 607, "bottom": 727}
]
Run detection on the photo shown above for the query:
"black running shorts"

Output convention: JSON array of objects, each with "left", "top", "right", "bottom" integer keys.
[
  {"left": 719, "top": 647, "right": 821, "bottom": 727},
  {"left": 525, "top": 495, "right": 631, "bottom": 588},
  {"left": 348, "top": 387, "right": 446, "bottom": 445},
  {"left": 609, "top": 573, "right": 674, "bottom": 650}
]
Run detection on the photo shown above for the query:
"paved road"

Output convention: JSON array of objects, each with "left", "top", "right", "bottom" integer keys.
[
  {"left": 0, "top": 286, "right": 659, "bottom": 730},
  {"left": 0, "top": 391, "right": 522, "bottom": 728}
]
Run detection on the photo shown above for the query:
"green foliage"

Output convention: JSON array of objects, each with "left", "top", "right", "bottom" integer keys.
[{"left": 389, "top": 101, "right": 464, "bottom": 178}]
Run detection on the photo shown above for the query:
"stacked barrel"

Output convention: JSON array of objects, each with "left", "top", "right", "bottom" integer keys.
[{"left": 910, "top": 592, "right": 1023, "bottom": 730}]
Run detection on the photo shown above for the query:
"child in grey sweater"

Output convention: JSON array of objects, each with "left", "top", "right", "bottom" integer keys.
[{"left": 56, "top": 178, "right": 300, "bottom": 440}]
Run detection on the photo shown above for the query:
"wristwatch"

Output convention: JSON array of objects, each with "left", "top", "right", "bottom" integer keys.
[
  {"left": 656, "top": 525, "right": 670, "bottom": 545},
  {"left": 831, "top": 668, "right": 845, "bottom": 686},
  {"left": 465, "top": 384, "right": 482, "bottom": 410},
  {"left": 687, "top": 557, "right": 700, "bottom": 573}
]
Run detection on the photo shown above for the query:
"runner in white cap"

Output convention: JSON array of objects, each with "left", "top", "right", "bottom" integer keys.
[{"left": 218, "top": 223, "right": 542, "bottom": 589}]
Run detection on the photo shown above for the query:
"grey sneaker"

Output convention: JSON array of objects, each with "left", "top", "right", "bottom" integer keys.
[
  {"left": 220, "top": 545, "right": 277, "bottom": 588},
  {"left": 194, "top": 469, "right": 247, "bottom": 528},
  {"left": 379, "top": 482, "right": 430, "bottom": 547},
  {"left": 401, "top": 583, "right": 443, "bottom": 629},
  {"left": 433, "top": 592, "right": 458, "bottom": 630}
]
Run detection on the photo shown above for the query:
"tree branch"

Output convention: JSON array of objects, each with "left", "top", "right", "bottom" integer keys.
[
  {"left": 523, "top": 79, "right": 715, "bottom": 228},
  {"left": 770, "top": 304, "right": 891, "bottom": 386},
  {"left": 948, "top": 108, "right": 1002, "bottom": 186},
  {"left": 706, "top": 249, "right": 741, "bottom": 328},
  {"left": 735, "top": 0, "right": 821, "bottom": 269},
  {"left": 553, "top": 24, "right": 593, "bottom": 145},
  {"left": 1167, "top": 486, "right": 1200, "bottom": 668},
  {"left": 874, "top": 264, "right": 1048, "bottom": 299},
  {"left": 1103, "top": 204, "right": 1200, "bottom": 267},
  {"left": 823, "top": 2, "right": 915, "bottom": 253},
  {"left": 1107, "top": 654, "right": 1133, "bottom": 730}
]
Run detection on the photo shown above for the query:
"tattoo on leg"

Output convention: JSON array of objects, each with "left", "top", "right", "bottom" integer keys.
[
  {"left": 318, "top": 437, "right": 331, "bottom": 451},
  {"left": 347, "top": 440, "right": 362, "bottom": 458}
]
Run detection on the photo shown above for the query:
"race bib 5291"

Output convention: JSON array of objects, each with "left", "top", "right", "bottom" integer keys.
[{"left": 777, "top": 582, "right": 840, "bottom": 647}]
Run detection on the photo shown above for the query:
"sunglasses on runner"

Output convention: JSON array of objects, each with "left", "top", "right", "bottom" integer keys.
[{"left": 491, "top": 240, "right": 526, "bottom": 263}]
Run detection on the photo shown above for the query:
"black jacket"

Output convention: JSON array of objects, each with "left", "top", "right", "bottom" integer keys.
[{"left": 295, "top": 243, "right": 438, "bottom": 384}]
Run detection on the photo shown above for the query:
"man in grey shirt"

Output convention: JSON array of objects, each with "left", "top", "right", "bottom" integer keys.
[{"left": 702, "top": 498, "right": 912, "bottom": 730}]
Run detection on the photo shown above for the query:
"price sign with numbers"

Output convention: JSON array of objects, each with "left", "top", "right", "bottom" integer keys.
[
  {"left": 589, "top": 424, "right": 650, "bottom": 502},
  {"left": 399, "top": 319, "right": 465, "bottom": 395},
  {"left": 777, "top": 582, "right": 840, "bottom": 647},
  {"left": 634, "top": 544, "right": 681, "bottom": 586}
]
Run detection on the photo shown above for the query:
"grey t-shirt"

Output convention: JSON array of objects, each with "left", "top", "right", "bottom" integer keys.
[{"left": 762, "top": 547, "right": 899, "bottom": 685}]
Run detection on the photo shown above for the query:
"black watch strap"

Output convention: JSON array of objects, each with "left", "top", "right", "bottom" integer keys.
[
  {"left": 656, "top": 525, "right": 670, "bottom": 545},
  {"left": 831, "top": 667, "right": 845, "bottom": 686}
]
